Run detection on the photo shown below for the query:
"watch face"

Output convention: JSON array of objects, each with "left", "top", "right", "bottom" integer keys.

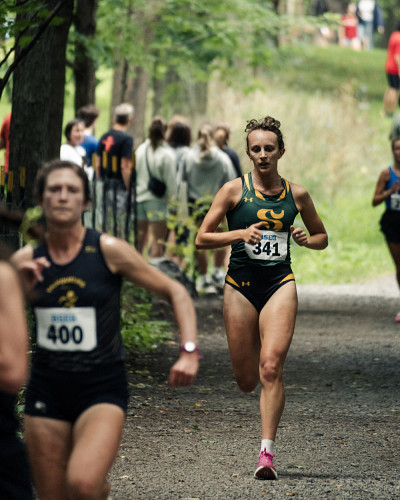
[{"left": 184, "top": 341, "right": 196, "bottom": 352}]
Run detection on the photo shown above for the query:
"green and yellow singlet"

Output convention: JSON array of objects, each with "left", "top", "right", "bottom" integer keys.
[{"left": 227, "top": 172, "right": 299, "bottom": 269}]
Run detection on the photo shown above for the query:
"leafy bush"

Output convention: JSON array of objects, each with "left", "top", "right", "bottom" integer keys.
[{"left": 121, "top": 282, "right": 172, "bottom": 353}]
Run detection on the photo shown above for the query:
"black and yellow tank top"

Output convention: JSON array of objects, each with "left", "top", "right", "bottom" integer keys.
[
  {"left": 31, "top": 229, "right": 123, "bottom": 371},
  {"left": 227, "top": 172, "right": 299, "bottom": 269}
]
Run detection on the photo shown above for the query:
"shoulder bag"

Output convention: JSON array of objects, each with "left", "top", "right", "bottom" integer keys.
[{"left": 146, "top": 145, "right": 167, "bottom": 198}]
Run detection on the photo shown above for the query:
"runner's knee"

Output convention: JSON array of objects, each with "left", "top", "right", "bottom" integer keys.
[
  {"left": 67, "top": 472, "right": 109, "bottom": 500},
  {"left": 259, "top": 357, "right": 282, "bottom": 386},
  {"left": 235, "top": 372, "right": 259, "bottom": 393}
]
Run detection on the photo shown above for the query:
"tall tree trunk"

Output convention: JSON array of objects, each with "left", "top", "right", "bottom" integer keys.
[
  {"left": 10, "top": 0, "right": 74, "bottom": 208},
  {"left": 126, "top": 66, "right": 150, "bottom": 146},
  {"left": 110, "top": 57, "right": 129, "bottom": 129},
  {"left": 74, "top": 0, "right": 98, "bottom": 112}
]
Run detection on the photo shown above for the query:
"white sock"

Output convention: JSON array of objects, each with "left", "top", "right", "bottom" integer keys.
[{"left": 261, "top": 439, "right": 275, "bottom": 454}]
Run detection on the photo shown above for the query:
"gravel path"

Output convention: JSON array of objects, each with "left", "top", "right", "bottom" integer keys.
[{"left": 109, "top": 275, "right": 400, "bottom": 499}]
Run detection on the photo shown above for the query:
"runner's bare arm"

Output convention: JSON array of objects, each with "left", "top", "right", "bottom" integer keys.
[
  {"left": 0, "top": 262, "right": 29, "bottom": 394},
  {"left": 372, "top": 169, "right": 398, "bottom": 206},
  {"left": 100, "top": 235, "right": 198, "bottom": 386},
  {"left": 291, "top": 184, "right": 328, "bottom": 250}
]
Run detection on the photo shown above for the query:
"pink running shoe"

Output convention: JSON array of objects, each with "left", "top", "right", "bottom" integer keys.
[
  {"left": 254, "top": 450, "right": 278, "bottom": 480},
  {"left": 395, "top": 312, "right": 400, "bottom": 323}
]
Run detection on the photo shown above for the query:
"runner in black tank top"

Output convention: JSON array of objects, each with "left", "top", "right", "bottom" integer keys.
[
  {"left": 196, "top": 116, "right": 328, "bottom": 480},
  {"left": 372, "top": 137, "right": 400, "bottom": 321},
  {"left": 12, "top": 160, "right": 199, "bottom": 499}
]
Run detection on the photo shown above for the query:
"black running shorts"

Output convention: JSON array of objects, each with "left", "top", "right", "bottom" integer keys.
[{"left": 24, "top": 362, "right": 129, "bottom": 423}]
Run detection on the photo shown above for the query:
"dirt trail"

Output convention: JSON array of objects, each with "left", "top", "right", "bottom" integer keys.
[{"left": 109, "top": 276, "right": 400, "bottom": 499}]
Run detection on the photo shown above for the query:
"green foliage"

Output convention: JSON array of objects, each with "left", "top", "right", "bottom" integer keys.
[
  {"left": 19, "top": 206, "right": 44, "bottom": 246},
  {"left": 121, "top": 282, "right": 172, "bottom": 353},
  {"left": 0, "top": 1, "right": 65, "bottom": 56},
  {"left": 95, "top": 0, "right": 279, "bottom": 85},
  {"left": 166, "top": 195, "right": 216, "bottom": 278}
]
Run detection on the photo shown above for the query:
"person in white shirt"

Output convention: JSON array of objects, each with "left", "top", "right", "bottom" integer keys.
[
  {"left": 356, "top": 0, "right": 384, "bottom": 49},
  {"left": 135, "top": 116, "right": 177, "bottom": 258},
  {"left": 60, "top": 119, "right": 91, "bottom": 178}
]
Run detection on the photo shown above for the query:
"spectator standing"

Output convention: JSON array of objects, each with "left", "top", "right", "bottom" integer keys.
[
  {"left": 184, "top": 124, "right": 237, "bottom": 293},
  {"left": 338, "top": 3, "right": 361, "bottom": 50},
  {"left": 356, "top": 0, "right": 384, "bottom": 49},
  {"left": 166, "top": 118, "right": 192, "bottom": 267},
  {"left": 383, "top": 23, "right": 400, "bottom": 117},
  {"left": 167, "top": 117, "right": 192, "bottom": 186},
  {"left": 77, "top": 104, "right": 100, "bottom": 168},
  {"left": 213, "top": 123, "right": 243, "bottom": 178},
  {"left": 96, "top": 103, "right": 134, "bottom": 190},
  {"left": 0, "top": 112, "right": 11, "bottom": 183},
  {"left": 135, "top": 116, "right": 177, "bottom": 258},
  {"left": 96, "top": 103, "right": 134, "bottom": 232},
  {"left": 60, "top": 119, "right": 88, "bottom": 174}
]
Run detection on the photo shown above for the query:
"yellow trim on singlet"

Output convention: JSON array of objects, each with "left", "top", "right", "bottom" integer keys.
[
  {"left": 244, "top": 173, "right": 251, "bottom": 191},
  {"left": 245, "top": 172, "right": 289, "bottom": 201},
  {"left": 277, "top": 179, "right": 289, "bottom": 201},
  {"left": 225, "top": 274, "right": 239, "bottom": 287},
  {"left": 254, "top": 187, "right": 265, "bottom": 200},
  {"left": 280, "top": 273, "right": 295, "bottom": 284}
]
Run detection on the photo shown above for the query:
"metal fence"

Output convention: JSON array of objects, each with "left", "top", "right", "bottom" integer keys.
[{"left": 0, "top": 163, "right": 138, "bottom": 249}]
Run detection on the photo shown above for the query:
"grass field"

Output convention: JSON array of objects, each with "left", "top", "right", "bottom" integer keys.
[{"left": 1, "top": 43, "right": 396, "bottom": 285}]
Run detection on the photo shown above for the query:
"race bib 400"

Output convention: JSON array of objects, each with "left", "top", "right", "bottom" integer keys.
[
  {"left": 244, "top": 230, "right": 288, "bottom": 261},
  {"left": 35, "top": 307, "right": 97, "bottom": 352}
]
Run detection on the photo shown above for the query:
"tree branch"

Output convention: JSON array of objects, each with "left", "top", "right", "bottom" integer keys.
[{"left": 0, "top": 0, "right": 69, "bottom": 98}]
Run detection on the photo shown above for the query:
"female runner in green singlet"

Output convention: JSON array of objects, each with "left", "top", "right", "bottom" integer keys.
[{"left": 196, "top": 116, "right": 328, "bottom": 480}]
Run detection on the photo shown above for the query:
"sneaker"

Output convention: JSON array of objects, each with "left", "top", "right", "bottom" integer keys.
[
  {"left": 211, "top": 269, "right": 226, "bottom": 290},
  {"left": 196, "top": 276, "right": 217, "bottom": 295},
  {"left": 254, "top": 450, "right": 278, "bottom": 480},
  {"left": 395, "top": 312, "right": 400, "bottom": 323}
]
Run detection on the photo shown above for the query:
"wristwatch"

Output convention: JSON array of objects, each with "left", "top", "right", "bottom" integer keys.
[{"left": 180, "top": 341, "right": 198, "bottom": 353}]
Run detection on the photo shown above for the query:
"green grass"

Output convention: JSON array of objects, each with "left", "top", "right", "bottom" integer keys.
[{"left": 267, "top": 44, "right": 387, "bottom": 102}]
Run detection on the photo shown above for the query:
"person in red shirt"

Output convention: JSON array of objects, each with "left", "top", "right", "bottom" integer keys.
[
  {"left": 0, "top": 113, "right": 11, "bottom": 178},
  {"left": 384, "top": 23, "right": 400, "bottom": 116},
  {"left": 338, "top": 3, "right": 361, "bottom": 50}
]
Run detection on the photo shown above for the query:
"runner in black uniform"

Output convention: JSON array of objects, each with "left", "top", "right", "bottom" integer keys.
[
  {"left": 372, "top": 136, "right": 400, "bottom": 321},
  {"left": 12, "top": 160, "right": 199, "bottom": 500},
  {"left": 196, "top": 116, "right": 328, "bottom": 480},
  {"left": 0, "top": 251, "right": 34, "bottom": 500}
]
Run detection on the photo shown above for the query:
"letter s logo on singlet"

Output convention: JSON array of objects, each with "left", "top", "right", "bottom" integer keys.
[{"left": 257, "top": 209, "right": 284, "bottom": 231}]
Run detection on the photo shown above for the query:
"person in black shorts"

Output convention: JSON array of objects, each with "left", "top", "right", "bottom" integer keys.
[
  {"left": 0, "top": 234, "right": 34, "bottom": 500},
  {"left": 196, "top": 116, "right": 328, "bottom": 480},
  {"left": 12, "top": 160, "right": 199, "bottom": 500},
  {"left": 372, "top": 136, "right": 400, "bottom": 321}
]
